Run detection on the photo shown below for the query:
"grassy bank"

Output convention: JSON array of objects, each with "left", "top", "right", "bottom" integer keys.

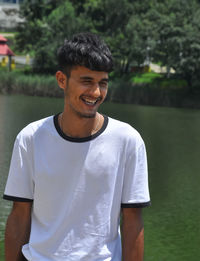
[
  {"left": 0, "top": 70, "right": 62, "bottom": 97},
  {"left": 0, "top": 70, "right": 200, "bottom": 109},
  {"left": 0, "top": 241, "right": 4, "bottom": 260},
  {"left": 108, "top": 74, "right": 200, "bottom": 109}
]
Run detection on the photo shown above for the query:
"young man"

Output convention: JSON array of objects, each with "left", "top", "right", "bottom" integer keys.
[{"left": 3, "top": 32, "right": 150, "bottom": 261}]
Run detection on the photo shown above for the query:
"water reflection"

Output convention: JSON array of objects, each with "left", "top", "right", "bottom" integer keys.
[
  {"left": 0, "top": 96, "right": 12, "bottom": 240},
  {"left": 0, "top": 94, "right": 63, "bottom": 240},
  {"left": 0, "top": 95, "right": 200, "bottom": 260}
]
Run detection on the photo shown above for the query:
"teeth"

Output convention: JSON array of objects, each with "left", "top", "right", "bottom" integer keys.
[{"left": 83, "top": 98, "right": 97, "bottom": 104}]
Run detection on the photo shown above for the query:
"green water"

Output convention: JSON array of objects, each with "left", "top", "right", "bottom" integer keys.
[{"left": 0, "top": 94, "right": 200, "bottom": 260}]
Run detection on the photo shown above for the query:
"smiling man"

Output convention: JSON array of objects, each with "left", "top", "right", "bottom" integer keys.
[{"left": 3, "top": 32, "right": 150, "bottom": 261}]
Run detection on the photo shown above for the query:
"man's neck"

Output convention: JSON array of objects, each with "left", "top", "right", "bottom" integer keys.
[{"left": 59, "top": 111, "right": 104, "bottom": 138}]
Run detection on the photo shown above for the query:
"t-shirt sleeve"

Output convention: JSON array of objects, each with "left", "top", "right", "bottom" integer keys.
[
  {"left": 3, "top": 134, "right": 34, "bottom": 202},
  {"left": 121, "top": 137, "right": 150, "bottom": 208}
]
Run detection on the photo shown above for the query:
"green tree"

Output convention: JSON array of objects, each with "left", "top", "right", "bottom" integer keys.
[
  {"left": 15, "top": 0, "right": 64, "bottom": 53},
  {"left": 174, "top": 2, "right": 200, "bottom": 90},
  {"left": 33, "top": 1, "right": 83, "bottom": 73},
  {"left": 151, "top": 0, "right": 200, "bottom": 89},
  {"left": 113, "top": 0, "right": 156, "bottom": 73},
  {"left": 15, "top": 0, "right": 83, "bottom": 73},
  {"left": 16, "top": 0, "right": 200, "bottom": 90},
  {"left": 75, "top": 0, "right": 139, "bottom": 73}
]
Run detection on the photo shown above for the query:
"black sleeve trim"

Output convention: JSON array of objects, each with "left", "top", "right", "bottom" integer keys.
[
  {"left": 3, "top": 195, "right": 33, "bottom": 202},
  {"left": 121, "top": 201, "right": 151, "bottom": 208}
]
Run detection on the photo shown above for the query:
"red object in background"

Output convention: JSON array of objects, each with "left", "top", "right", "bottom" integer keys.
[{"left": 0, "top": 35, "right": 15, "bottom": 56}]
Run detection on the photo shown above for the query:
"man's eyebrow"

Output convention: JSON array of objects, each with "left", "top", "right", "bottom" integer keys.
[
  {"left": 80, "top": 76, "right": 93, "bottom": 80},
  {"left": 80, "top": 76, "right": 109, "bottom": 82},
  {"left": 101, "top": 78, "right": 109, "bottom": 82}
]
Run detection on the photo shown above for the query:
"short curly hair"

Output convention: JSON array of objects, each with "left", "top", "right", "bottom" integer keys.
[{"left": 57, "top": 32, "right": 113, "bottom": 76}]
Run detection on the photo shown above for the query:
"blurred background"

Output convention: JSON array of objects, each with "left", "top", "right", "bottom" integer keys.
[{"left": 0, "top": 1, "right": 200, "bottom": 260}]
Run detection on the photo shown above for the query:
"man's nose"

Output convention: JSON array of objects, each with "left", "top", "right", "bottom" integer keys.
[{"left": 88, "top": 83, "right": 101, "bottom": 97}]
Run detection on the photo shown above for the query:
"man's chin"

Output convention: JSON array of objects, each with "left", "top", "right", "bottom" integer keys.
[
  {"left": 84, "top": 114, "right": 96, "bottom": 118},
  {"left": 77, "top": 111, "right": 96, "bottom": 119}
]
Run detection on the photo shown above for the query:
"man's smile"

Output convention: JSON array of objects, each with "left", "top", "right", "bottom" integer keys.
[{"left": 81, "top": 96, "right": 101, "bottom": 106}]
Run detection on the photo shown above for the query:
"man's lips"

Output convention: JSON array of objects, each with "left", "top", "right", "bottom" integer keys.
[{"left": 81, "top": 97, "right": 101, "bottom": 106}]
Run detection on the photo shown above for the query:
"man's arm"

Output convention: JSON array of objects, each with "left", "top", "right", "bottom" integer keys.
[
  {"left": 121, "top": 208, "right": 144, "bottom": 261},
  {"left": 5, "top": 201, "right": 32, "bottom": 261}
]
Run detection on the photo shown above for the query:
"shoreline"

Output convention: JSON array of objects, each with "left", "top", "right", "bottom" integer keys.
[{"left": 0, "top": 70, "right": 200, "bottom": 110}]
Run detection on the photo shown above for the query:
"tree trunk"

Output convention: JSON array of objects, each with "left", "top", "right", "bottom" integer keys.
[
  {"left": 167, "top": 65, "right": 170, "bottom": 78},
  {"left": 124, "top": 61, "right": 130, "bottom": 74}
]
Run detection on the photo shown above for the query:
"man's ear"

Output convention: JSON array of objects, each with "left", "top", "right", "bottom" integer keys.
[{"left": 56, "top": 71, "right": 67, "bottom": 90}]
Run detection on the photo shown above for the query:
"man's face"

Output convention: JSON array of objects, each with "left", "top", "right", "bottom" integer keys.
[{"left": 58, "top": 66, "right": 109, "bottom": 118}]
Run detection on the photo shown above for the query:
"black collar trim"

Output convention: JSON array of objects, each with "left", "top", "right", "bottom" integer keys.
[{"left": 54, "top": 113, "right": 108, "bottom": 143}]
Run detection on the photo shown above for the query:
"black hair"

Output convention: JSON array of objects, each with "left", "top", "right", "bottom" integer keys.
[{"left": 57, "top": 32, "right": 113, "bottom": 76}]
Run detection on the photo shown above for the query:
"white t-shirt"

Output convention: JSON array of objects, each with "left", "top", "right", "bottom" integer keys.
[{"left": 4, "top": 114, "right": 150, "bottom": 261}]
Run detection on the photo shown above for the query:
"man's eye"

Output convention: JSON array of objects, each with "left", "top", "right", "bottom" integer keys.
[
  {"left": 100, "top": 82, "right": 108, "bottom": 88},
  {"left": 83, "top": 81, "right": 92, "bottom": 85}
]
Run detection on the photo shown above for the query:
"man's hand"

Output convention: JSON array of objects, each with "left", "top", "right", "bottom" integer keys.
[
  {"left": 5, "top": 201, "right": 32, "bottom": 261},
  {"left": 121, "top": 207, "right": 144, "bottom": 261}
]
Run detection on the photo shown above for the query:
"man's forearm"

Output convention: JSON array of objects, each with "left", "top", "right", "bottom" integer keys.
[
  {"left": 5, "top": 203, "right": 31, "bottom": 261},
  {"left": 122, "top": 224, "right": 144, "bottom": 261},
  {"left": 121, "top": 208, "right": 144, "bottom": 261}
]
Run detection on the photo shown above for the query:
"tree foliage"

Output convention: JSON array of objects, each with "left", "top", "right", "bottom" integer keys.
[
  {"left": 15, "top": 0, "right": 200, "bottom": 89},
  {"left": 150, "top": 0, "right": 200, "bottom": 89},
  {"left": 16, "top": 0, "right": 83, "bottom": 73},
  {"left": 16, "top": 0, "right": 64, "bottom": 53}
]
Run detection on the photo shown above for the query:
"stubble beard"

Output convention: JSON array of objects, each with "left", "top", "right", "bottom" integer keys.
[
  {"left": 69, "top": 103, "right": 97, "bottom": 119},
  {"left": 64, "top": 83, "right": 100, "bottom": 119}
]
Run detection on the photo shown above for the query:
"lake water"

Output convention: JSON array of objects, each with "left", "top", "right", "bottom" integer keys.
[{"left": 0, "top": 94, "right": 200, "bottom": 260}]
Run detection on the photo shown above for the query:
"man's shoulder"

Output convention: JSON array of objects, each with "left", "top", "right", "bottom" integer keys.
[
  {"left": 16, "top": 115, "right": 54, "bottom": 142},
  {"left": 106, "top": 116, "right": 146, "bottom": 154},
  {"left": 107, "top": 116, "right": 142, "bottom": 140}
]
